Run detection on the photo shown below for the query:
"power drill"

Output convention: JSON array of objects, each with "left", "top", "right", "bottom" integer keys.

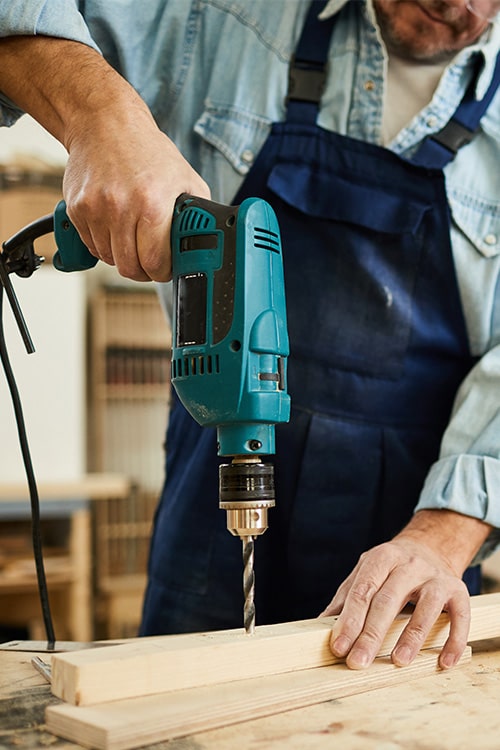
[
  {"left": 0, "top": 193, "right": 290, "bottom": 635},
  {"left": 171, "top": 194, "right": 290, "bottom": 633}
]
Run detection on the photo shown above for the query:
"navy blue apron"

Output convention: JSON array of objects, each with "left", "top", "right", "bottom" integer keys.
[{"left": 140, "top": 2, "right": 500, "bottom": 635}]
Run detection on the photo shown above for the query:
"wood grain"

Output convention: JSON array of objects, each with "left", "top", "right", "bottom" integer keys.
[
  {"left": 50, "top": 592, "right": 500, "bottom": 706},
  {"left": 46, "top": 647, "right": 471, "bottom": 750}
]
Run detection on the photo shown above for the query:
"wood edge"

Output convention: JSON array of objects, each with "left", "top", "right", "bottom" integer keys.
[
  {"left": 45, "top": 647, "right": 472, "bottom": 750},
  {"left": 50, "top": 619, "right": 337, "bottom": 703},
  {"left": 50, "top": 594, "right": 496, "bottom": 706},
  {"left": 52, "top": 660, "right": 80, "bottom": 705}
]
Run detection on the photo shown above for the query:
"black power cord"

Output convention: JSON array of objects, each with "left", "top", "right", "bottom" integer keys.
[{"left": 0, "top": 285, "right": 56, "bottom": 649}]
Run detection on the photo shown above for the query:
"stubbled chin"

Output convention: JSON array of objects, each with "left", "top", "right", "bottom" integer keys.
[
  {"left": 383, "top": 38, "right": 456, "bottom": 63},
  {"left": 377, "top": 19, "right": 466, "bottom": 62}
]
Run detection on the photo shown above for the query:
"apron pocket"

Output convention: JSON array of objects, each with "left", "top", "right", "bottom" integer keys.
[
  {"left": 152, "top": 396, "right": 219, "bottom": 596},
  {"left": 286, "top": 411, "right": 382, "bottom": 610},
  {"left": 269, "top": 161, "right": 427, "bottom": 233},
  {"left": 267, "top": 161, "right": 431, "bottom": 379}
]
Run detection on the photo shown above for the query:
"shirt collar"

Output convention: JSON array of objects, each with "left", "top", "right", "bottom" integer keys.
[
  {"left": 318, "top": 0, "right": 351, "bottom": 18},
  {"left": 464, "top": 21, "right": 500, "bottom": 100}
]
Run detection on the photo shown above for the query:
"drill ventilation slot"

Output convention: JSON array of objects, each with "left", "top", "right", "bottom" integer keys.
[
  {"left": 172, "top": 354, "right": 221, "bottom": 379},
  {"left": 178, "top": 207, "right": 212, "bottom": 233},
  {"left": 253, "top": 227, "right": 280, "bottom": 254}
]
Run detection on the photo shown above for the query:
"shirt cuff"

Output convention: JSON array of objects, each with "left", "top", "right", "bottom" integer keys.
[
  {"left": 415, "top": 454, "right": 500, "bottom": 563},
  {"left": 0, "top": 0, "right": 99, "bottom": 45}
]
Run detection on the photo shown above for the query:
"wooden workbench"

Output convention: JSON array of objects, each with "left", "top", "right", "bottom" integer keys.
[
  {"left": 2, "top": 638, "right": 500, "bottom": 750},
  {"left": 0, "top": 474, "right": 130, "bottom": 641}
]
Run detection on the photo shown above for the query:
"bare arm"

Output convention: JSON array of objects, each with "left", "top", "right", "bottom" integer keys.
[
  {"left": 322, "top": 508, "right": 492, "bottom": 670},
  {"left": 0, "top": 36, "right": 210, "bottom": 281}
]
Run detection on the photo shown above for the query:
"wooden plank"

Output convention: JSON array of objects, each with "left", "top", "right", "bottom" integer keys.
[
  {"left": 50, "top": 592, "right": 500, "bottom": 706},
  {"left": 46, "top": 647, "right": 471, "bottom": 750}
]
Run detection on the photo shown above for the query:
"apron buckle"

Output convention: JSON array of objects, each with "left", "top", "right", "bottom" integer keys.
[{"left": 286, "top": 54, "right": 327, "bottom": 105}]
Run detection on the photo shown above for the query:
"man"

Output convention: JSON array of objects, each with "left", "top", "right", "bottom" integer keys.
[{"left": 0, "top": 0, "right": 499, "bottom": 672}]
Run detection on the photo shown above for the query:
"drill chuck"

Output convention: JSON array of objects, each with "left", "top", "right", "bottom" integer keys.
[
  {"left": 219, "top": 458, "right": 275, "bottom": 537},
  {"left": 219, "top": 456, "right": 274, "bottom": 635}
]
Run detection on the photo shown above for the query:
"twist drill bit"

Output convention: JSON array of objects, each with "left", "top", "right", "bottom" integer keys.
[
  {"left": 242, "top": 536, "right": 256, "bottom": 635},
  {"left": 219, "top": 458, "right": 275, "bottom": 635}
]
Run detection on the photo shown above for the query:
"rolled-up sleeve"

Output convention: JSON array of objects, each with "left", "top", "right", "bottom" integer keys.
[
  {"left": 0, "top": 0, "right": 100, "bottom": 124},
  {"left": 415, "top": 58, "right": 500, "bottom": 565},
  {"left": 415, "top": 344, "right": 500, "bottom": 562}
]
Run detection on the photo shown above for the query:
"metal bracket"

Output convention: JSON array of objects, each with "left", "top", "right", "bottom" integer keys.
[{"left": 0, "top": 639, "right": 115, "bottom": 652}]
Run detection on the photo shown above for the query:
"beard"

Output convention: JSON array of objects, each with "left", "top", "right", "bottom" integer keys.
[{"left": 373, "top": 0, "right": 487, "bottom": 62}]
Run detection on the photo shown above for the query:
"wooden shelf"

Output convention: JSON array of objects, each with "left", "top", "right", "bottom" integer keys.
[
  {"left": 88, "top": 288, "right": 171, "bottom": 637},
  {"left": 0, "top": 474, "right": 132, "bottom": 642},
  {"left": 96, "top": 384, "right": 170, "bottom": 400}
]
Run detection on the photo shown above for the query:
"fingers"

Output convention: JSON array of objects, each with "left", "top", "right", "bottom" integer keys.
[
  {"left": 330, "top": 553, "right": 407, "bottom": 669},
  {"left": 68, "top": 193, "right": 170, "bottom": 282},
  {"left": 62, "top": 114, "right": 210, "bottom": 282},
  {"left": 392, "top": 582, "right": 470, "bottom": 669},
  {"left": 437, "top": 590, "right": 471, "bottom": 669},
  {"left": 390, "top": 588, "right": 453, "bottom": 667},
  {"left": 324, "top": 540, "right": 471, "bottom": 671},
  {"left": 65, "top": 184, "right": 195, "bottom": 283}
]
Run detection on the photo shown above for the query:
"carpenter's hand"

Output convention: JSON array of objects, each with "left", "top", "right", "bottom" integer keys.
[
  {"left": 0, "top": 37, "right": 210, "bottom": 284},
  {"left": 63, "top": 107, "right": 210, "bottom": 282},
  {"left": 321, "top": 510, "right": 491, "bottom": 671}
]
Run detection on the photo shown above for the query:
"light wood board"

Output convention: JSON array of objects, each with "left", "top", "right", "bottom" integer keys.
[
  {"left": 50, "top": 592, "right": 500, "bottom": 706},
  {"left": 46, "top": 646, "right": 471, "bottom": 750}
]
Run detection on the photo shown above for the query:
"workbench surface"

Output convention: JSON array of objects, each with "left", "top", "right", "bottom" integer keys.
[{"left": 2, "top": 639, "right": 500, "bottom": 750}]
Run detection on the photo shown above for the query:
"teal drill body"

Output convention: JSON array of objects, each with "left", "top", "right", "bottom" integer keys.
[
  {"left": 171, "top": 194, "right": 290, "bottom": 457},
  {"left": 53, "top": 194, "right": 291, "bottom": 456}
]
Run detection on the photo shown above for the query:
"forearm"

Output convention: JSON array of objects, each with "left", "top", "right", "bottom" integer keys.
[
  {"left": 0, "top": 36, "right": 155, "bottom": 147},
  {"left": 414, "top": 349, "right": 500, "bottom": 567},
  {"left": 395, "top": 508, "right": 492, "bottom": 576},
  {"left": 0, "top": 35, "right": 209, "bottom": 282}
]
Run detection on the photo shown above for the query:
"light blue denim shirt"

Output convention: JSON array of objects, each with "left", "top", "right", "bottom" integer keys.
[{"left": 2, "top": 0, "right": 500, "bottom": 558}]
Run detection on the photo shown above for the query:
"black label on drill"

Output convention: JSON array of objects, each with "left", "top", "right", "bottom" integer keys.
[{"left": 177, "top": 273, "right": 208, "bottom": 347}]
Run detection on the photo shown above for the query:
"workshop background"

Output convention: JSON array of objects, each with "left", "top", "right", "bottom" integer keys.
[
  {"left": 0, "top": 115, "right": 171, "bottom": 643},
  {"left": 0, "top": 116, "right": 498, "bottom": 645}
]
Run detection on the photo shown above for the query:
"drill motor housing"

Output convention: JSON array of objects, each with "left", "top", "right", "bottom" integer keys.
[{"left": 171, "top": 194, "right": 290, "bottom": 458}]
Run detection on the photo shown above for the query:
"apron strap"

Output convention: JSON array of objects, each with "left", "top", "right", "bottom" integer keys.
[
  {"left": 286, "top": 0, "right": 334, "bottom": 124},
  {"left": 412, "top": 51, "right": 500, "bottom": 169},
  {"left": 286, "top": 2, "right": 500, "bottom": 165}
]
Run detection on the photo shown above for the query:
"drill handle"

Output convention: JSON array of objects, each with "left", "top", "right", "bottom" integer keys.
[
  {"left": 52, "top": 195, "right": 201, "bottom": 273},
  {"left": 52, "top": 201, "right": 98, "bottom": 272}
]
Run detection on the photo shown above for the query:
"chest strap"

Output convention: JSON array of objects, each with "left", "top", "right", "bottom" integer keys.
[
  {"left": 412, "top": 51, "right": 500, "bottom": 169},
  {"left": 286, "top": 1, "right": 500, "bottom": 167},
  {"left": 286, "top": 1, "right": 333, "bottom": 124}
]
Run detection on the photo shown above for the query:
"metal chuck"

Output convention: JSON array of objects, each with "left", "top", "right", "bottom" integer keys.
[{"left": 219, "top": 456, "right": 275, "bottom": 635}]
